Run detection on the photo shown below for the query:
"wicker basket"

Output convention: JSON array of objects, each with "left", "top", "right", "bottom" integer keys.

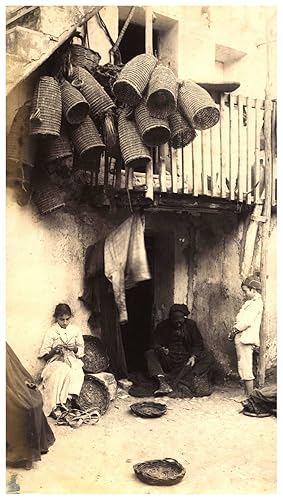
[
  {"left": 70, "top": 35, "right": 101, "bottom": 74},
  {"left": 77, "top": 374, "right": 110, "bottom": 415},
  {"left": 130, "top": 401, "right": 167, "bottom": 418},
  {"left": 7, "top": 103, "right": 37, "bottom": 167},
  {"left": 133, "top": 458, "right": 186, "bottom": 486},
  {"left": 32, "top": 184, "right": 65, "bottom": 215},
  {"left": 83, "top": 335, "right": 109, "bottom": 373},
  {"left": 118, "top": 108, "right": 151, "bottom": 172},
  {"left": 70, "top": 66, "right": 115, "bottom": 118},
  {"left": 30, "top": 76, "right": 62, "bottom": 136},
  {"left": 168, "top": 109, "right": 196, "bottom": 149},
  {"left": 146, "top": 65, "right": 178, "bottom": 119},
  {"left": 70, "top": 115, "right": 105, "bottom": 163},
  {"left": 135, "top": 99, "right": 170, "bottom": 147},
  {"left": 178, "top": 80, "right": 220, "bottom": 130},
  {"left": 6, "top": 162, "right": 32, "bottom": 192},
  {"left": 113, "top": 53, "right": 158, "bottom": 106},
  {"left": 42, "top": 132, "right": 73, "bottom": 165},
  {"left": 61, "top": 79, "right": 89, "bottom": 125}
]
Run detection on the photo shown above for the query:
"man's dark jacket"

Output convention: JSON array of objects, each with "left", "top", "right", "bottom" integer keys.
[{"left": 152, "top": 318, "right": 205, "bottom": 357}]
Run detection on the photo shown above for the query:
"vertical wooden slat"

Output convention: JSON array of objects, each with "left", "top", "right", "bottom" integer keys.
[
  {"left": 237, "top": 96, "right": 244, "bottom": 202},
  {"left": 229, "top": 94, "right": 238, "bottom": 200},
  {"left": 159, "top": 144, "right": 167, "bottom": 192},
  {"left": 201, "top": 128, "right": 210, "bottom": 195},
  {"left": 220, "top": 94, "right": 227, "bottom": 198},
  {"left": 209, "top": 126, "right": 214, "bottom": 196},
  {"left": 254, "top": 99, "right": 261, "bottom": 203},
  {"left": 145, "top": 157, "right": 154, "bottom": 200},
  {"left": 271, "top": 100, "right": 277, "bottom": 206},
  {"left": 171, "top": 146, "right": 178, "bottom": 193},
  {"left": 192, "top": 135, "right": 202, "bottom": 197},
  {"left": 127, "top": 166, "right": 133, "bottom": 190},
  {"left": 145, "top": 7, "right": 153, "bottom": 55},
  {"left": 210, "top": 117, "right": 221, "bottom": 197},
  {"left": 114, "top": 158, "right": 122, "bottom": 190},
  {"left": 104, "top": 152, "right": 109, "bottom": 187},
  {"left": 246, "top": 97, "right": 252, "bottom": 204},
  {"left": 181, "top": 139, "right": 185, "bottom": 193},
  {"left": 183, "top": 143, "right": 193, "bottom": 193}
]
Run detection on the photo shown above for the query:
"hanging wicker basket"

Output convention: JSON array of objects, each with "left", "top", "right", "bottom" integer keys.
[
  {"left": 32, "top": 184, "right": 65, "bottom": 216},
  {"left": 146, "top": 65, "right": 178, "bottom": 119},
  {"left": 168, "top": 109, "right": 196, "bottom": 149},
  {"left": 42, "top": 132, "right": 73, "bottom": 165},
  {"left": 60, "top": 79, "right": 89, "bottom": 125},
  {"left": 70, "top": 115, "right": 105, "bottom": 163},
  {"left": 113, "top": 53, "right": 158, "bottom": 106},
  {"left": 77, "top": 373, "right": 110, "bottom": 415},
  {"left": 30, "top": 76, "right": 62, "bottom": 136},
  {"left": 135, "top": 99, "right": 170, "bottom": 147},
  {"left": 7, "top": 103, "right": 37, "bottom": 167},
  {"left": 69, "top": 35, "right": 101, "bottom": 74},
  {"left": 70, "top": 66, "right": 115, "bottom": 118},
  {"left": 82, "top": 335, "right": 109, "bottom": 374},
  {"left": 6, "top": 162, "right": 32, "bottom": 191},
  {"left": 178, "top": 80, "right": 220, "bottom": 130},
  {"left": 118, "top": 108, "right": 151, "bottom": 172}
]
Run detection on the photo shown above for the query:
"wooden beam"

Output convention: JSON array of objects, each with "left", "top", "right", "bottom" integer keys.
[{"left": 144, "top": 7, "right": 153, "bottom": 55}]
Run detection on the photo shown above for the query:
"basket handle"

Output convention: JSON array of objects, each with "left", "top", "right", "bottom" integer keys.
[{"left": 72, "top": 78, "right": 84, "bottom": 90}]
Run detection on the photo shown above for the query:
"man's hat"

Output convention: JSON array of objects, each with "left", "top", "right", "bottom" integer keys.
[
  {"left": 241, "top": 275, "right": 261, "bottom": 291},
  {"left": 169, "top": 304, "right": 190, "bottom": 316}
]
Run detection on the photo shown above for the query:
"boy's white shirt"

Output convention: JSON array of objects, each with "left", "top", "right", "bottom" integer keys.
[{"left": 234, "top": 293, "right": 263, "bottom": 346}]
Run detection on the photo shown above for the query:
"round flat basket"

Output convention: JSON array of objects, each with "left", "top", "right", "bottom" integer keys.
[
  {"left": 77, "top": 374, "right": 110, "bottom": 415},
  {"left": 83, "top": 335, "right": 109, "bottom": 373},
  {"left": 133, "top": 458, "right": 186, "bottom": 486},
  {"left": 130, "top": 401, "right": 167, "bottom": 418}
]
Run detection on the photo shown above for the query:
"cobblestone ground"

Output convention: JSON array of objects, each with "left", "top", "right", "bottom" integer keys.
[{"left": 6, "top": 383, "right": 277, "bottom": 494}]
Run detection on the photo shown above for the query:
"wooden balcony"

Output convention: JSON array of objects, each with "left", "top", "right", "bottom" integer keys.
[{"left": 88, "top": 94, "right": 277, "bottom": 213}]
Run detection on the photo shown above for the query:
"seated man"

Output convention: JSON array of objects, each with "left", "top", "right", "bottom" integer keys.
[{"left": 145, "top": 304, "right": 215, "bottom": 396}]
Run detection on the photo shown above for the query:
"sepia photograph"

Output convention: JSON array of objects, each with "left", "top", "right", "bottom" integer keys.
[{"left": 5, "top": 2, "right": 277, "bottom": 494}]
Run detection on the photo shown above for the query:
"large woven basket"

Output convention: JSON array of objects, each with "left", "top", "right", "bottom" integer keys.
[
  {"left": 113, "top": 53, "right": 158, "bottom": 106},
  {"left": 178, "top": 80, "right": 220, "bottom": 130},
  {"left": 83, "top": 335, "right": 109, "bottom": 373},
  {"left": 133, "top": 458, "right": 186, "bottom": 486},
  {"left": 61, "top": 79, "right": 89, "bottom": 124},
  {"left": 70, "top": 35, "right": 101, "bottom": 74},
  {"left": 7, "top": 103, "right": 37, "bottom": 167},
  {"left": 168, "top": 109, "right": 196, "bottom": 149},
  {"left": 77, "top": 374, "right": 110, "bottom": 415},
  {"left": 135, "top": 99, "right": 170, "bottom": 147},
  {"left": 30, "top": 76, "right": 62, "bottom": 136},
  {"left": 32, "top": 184, "right": 65, "bottom": 215},
  {"left": 70, "top": 66, "right": 115, "bottom": 118},
  {"left": 118, "top": 109, "right": 151, "bottom": 172},
  {"left": 147, "top": 65, "right": 178, "bottom": 119},
  {"left": 70, "top": 115, "right": 105, "bottom": 162},
  {"left": 42, "top": 132, "right": 73, "bottom": 165}
]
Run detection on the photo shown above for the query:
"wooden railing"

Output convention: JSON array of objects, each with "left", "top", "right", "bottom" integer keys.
[{"left": 95, "top": 95, "right": 277, "bottom": 207}]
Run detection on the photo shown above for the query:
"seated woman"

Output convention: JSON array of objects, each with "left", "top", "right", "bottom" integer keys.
[
  {"left": 6, "top": 343, "right": 55, "bottom": 470},
  {"left": 38, "top": 303, "right": 85, "bottom": 417}
]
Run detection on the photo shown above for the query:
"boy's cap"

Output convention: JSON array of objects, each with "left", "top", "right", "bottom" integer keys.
[
  {"left": 169, "top": 304, "right": 190, "bottom": 316},
  {"left": 241, "top": 275, "right": 261, "bottom": 291}
]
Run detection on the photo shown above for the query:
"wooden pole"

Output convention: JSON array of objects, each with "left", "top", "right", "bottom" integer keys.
[
  {"left": 144, "top": 7, "right": 153, "bottom": 55},
  {"left": 257, "top": 16, "right": 273, "bottom": 387}
]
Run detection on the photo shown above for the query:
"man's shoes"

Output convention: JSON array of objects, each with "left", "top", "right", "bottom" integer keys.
[{"left": 154, "top": 379, "right": 173, "bottom": 396}]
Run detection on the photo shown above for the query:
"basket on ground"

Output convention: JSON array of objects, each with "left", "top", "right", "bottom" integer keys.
[
  {"left": 135, "top": 99, "right": 170, "bottom": 147},
  {"left": 118, "top": 108, "right": 151, "bottom": 172},
  {"left": 130, "top": 401, "right": 167, "bottom": 418},
  {"left": 70, "top": 66, "right": 115, "bottom": 118},
  {"left": 168, "top": 109, "right": 196, "bottom": 149},
  {"left": 83, "top": 335, "right": 109, "bottom": 373},
  {"left": 133, "top": 458, "right": 186, "bottom": 486},
  {"left": 61, "top": 79, "right": 89, "bottom": 125},
  {"left": 146, "top": 65, "right": 178, "bottom": 119},
  {"left": 113, "top": 53, "right": 158, "bottom": 107},
  {"left": 178, "top": 80, "right": 220, "bottom": 130},
  {"left": 30, "top": 76, "right": 62, "bottom": 136},
  {"left": 77, "top": 374, "right": 110, "bottom": 415}
]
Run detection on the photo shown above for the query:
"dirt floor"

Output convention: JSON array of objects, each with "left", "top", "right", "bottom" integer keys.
[{"left": 6, "top": 382, "right": 277, "bottom": 495}]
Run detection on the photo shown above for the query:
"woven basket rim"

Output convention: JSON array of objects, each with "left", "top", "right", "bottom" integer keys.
[
  {"left": 113, "top": 79, "right": 143, "bottom": 99},
  {"left": 77, "top": 373, "right": 110, "bottom": 415},
  {"left": 133, "top": 458, "right": 186, "bottom": 486},
  {"left": 130, "top": 401, "right": 167, "bottom": 418}
]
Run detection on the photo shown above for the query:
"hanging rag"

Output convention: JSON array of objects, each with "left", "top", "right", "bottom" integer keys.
[{"left": 104, "top": 213, "right": 151, "bottom": 324}]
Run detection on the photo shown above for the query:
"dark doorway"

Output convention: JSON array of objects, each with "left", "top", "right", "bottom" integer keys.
[
  {"left": 121, "top": 235, "right": 154, "bottom": 373},
  {"left": 118, "top": 21, "right": 159, "bottom": 64}
]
